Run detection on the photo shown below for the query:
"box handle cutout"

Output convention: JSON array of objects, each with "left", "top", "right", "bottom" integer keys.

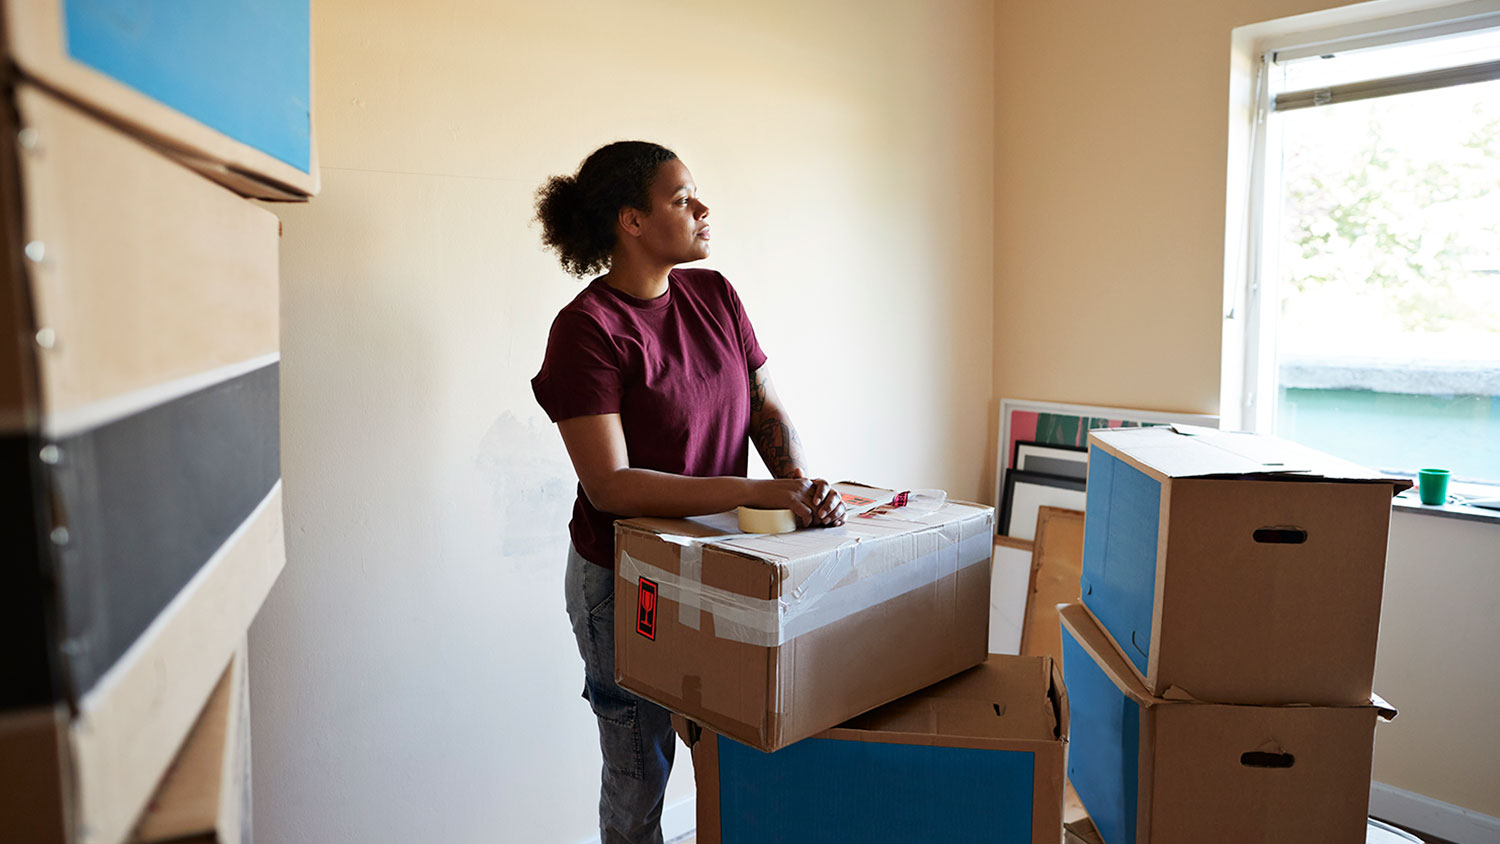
[
  {"left": 1241, "top": 751, "right": 1295, "bottom": 768},
  {"left": 1253, "top": 527, "right": 1307, "bottom": 544}
]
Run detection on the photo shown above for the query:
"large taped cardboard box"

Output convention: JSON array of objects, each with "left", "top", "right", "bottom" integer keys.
[
  {"left": 692, "top": 653, "right": 1068, "bottom": 844},
  {"left": 1081, "top": 425, "right": 1410, "bottom": 705},
  {"left": 615, "top": 487, "right": 993, "bottom": 752},
  {"left": 1060, "top": 603, "right": 1395, "bottom": 844}
]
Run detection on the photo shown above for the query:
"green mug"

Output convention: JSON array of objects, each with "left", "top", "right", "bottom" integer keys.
[{"left": 1417, "top": 468, "right": 1450, "bottom": 506}]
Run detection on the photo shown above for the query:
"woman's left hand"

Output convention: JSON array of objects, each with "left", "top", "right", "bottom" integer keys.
[{"left": 791, "top": 469, "right": 846, "bottom": 527}]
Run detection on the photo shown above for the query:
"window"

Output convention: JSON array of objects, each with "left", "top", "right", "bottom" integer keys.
[{"left": 1230, "top": 9, "right": 1500, "bottom": 487}]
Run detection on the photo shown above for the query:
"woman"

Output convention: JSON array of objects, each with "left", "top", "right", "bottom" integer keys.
[{"left": 530, "top": 141, "right": 844, "bottom": 844}]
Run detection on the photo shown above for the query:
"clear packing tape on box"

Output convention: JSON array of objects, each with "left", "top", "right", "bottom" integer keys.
[{"left": 618, "top": 494, "right": 994, "bottom": 647}]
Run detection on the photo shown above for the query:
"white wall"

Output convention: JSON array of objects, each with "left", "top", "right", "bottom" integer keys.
[
  {"left": 1375, "top": 511, "right": 1500, "bottom": 819},
  {"left": 249, "top": 2, "right": 994, "bottom": 842}
]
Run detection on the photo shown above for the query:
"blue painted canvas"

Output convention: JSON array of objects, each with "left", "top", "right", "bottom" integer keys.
[
  {"left": 1080, "top": 449, "right": 1161, "bottom": 676},
  {"left": 718, "top": 733, "right": 1036, "bottom": 843},
  {"left": 63, "top": 0, "right": 311, "bottom": 172},
  {"left": 1062, "top": 626, "right": 1140, "bottom": 844}
]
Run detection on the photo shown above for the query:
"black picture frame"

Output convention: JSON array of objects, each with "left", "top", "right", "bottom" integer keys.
[
  {"left": 1011, "top": 440, "right": 1088, "bottom": 481},
  {"left": 999, "top": 469, "right": 1087, "bottom": 540}
]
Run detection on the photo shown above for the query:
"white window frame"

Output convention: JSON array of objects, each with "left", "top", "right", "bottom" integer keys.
[{"left": 1222, "top": 0, "right": 1500, "bottom": 435}]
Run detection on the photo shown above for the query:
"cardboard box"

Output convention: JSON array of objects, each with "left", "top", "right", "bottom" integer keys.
[
  {"left": 5, "top": 83, "right": 284, "bottom": 708},
  {"left": 1059, "top": 603, "right": 1395, "bottom": 844},
  {"left": 0, "top": 705, "right": 71, "bottom": 844},
  {"left": 1081, "top": 425, "right": 1410, "bottom": 704},
  {"left": 131, "top": 643, "right": 251, "bottom": 844},
  {"left": 3, "top": 0, "right": 318, "bottom": 198},
  {"left": 692, "top": 653, "right": 1068, "bottom": 844},
  {"left": 13, "top": 83, "right": 281, "bottom": 439},
  {"left": 615, "top": 488, "right": 993, "bottom": 752}
]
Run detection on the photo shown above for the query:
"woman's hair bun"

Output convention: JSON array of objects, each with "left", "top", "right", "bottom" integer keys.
[{"left": 534, "top": 141, "right": 678, "bottom": 278}]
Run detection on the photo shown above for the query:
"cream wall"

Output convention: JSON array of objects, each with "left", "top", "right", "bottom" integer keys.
[
  {"left": 249, "top": 1, "right": 993, "bottom": 842},
  {"left": 1376, "top": 511, "right": 1500, "bottom": 820},
  {"left": 994, "top": 0, "right": 1366, "bottom": 415},
  {"left": 994, "top": 0, "right": 1500, "bottom": 825}
]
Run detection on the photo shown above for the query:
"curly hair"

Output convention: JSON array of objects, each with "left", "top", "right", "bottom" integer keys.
[{"left": 534, "top": 141, "right": 679, "bottom": 278}]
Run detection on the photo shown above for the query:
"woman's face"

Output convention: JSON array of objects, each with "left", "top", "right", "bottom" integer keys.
[{"left": 635, "top": 158, "right": 711, "bottom": 265}]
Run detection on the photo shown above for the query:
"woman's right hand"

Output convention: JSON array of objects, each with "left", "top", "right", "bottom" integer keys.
[{"left": 746, "top": 477, "right": 846, "bottom": 527}]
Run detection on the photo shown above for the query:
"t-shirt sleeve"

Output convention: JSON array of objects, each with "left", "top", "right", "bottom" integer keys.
[
  {"left": 722, "top": 275, "right": 768, "bottom": 372},
  {"left": 531, "top": 310, "right": 624, "bottom": 422}
]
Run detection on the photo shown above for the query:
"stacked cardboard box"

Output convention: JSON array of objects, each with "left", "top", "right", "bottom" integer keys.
[
  {"left": 615, "top": 488, "right": 1075, "bottom": 839},
  {"left": 690, "top": 653, "right": 1069, "bottom": 844},
  {"left": 1062, "top": 426, "right": 1410, "bottom": 844},
  {"left": 614, "top": 486, "right": 995, "bottom": 751},
  {"left": 0, "top": 3, "right": 315, "bottom": 842}
]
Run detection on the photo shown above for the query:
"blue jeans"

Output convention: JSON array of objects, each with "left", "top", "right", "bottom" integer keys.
[{"left": 564, "top": 544, "right": 677, "bottom": 844}]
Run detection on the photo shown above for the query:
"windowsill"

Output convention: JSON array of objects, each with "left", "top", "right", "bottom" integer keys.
[{"left": 1392, "top": 485, "right": 1500, "bottom": 526}]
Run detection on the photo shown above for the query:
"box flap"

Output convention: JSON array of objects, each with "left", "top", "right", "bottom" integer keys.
[
  {"left": 1063, "top": 604, "right": 1401, "bottom": 717},
  {"left": 1371, "top": 691, "right": 1398, "bottom": 722},
  {"left": 829, "top": 654, "right": 1060, "bottom": 743},
  {"left": 1091, "top": 426, "right": 1413, "bottom": 493},
  {"left": 1058, "top": 603, "right": 1155, "bottom": 707},
  {"left": 1049, "top": 656, "right": 1070, "bottom": 742}
]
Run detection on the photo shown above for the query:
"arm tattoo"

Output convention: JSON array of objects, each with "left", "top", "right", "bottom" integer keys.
[
  {"left": 748, "top": 369, "right": 805, "bottom": 479},
  {"left": 749, "top": 369, "right": 767, "bottom": 414},
  {"left": 754, "top": 416, "right": 804, "bottom": 479}
]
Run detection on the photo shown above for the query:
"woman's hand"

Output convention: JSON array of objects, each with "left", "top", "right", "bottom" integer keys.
[
  {"left": 748, "top": 471, "right": 845, "bottom": 527},
  {"left": 556, "top": 412, "right": 845, "bottom": 526},
  {"left": 747, "top": 478, "right": 819, "bottom": 525},
  {"left": 792, "top": 469, "right": 846, "bottom": 528}
]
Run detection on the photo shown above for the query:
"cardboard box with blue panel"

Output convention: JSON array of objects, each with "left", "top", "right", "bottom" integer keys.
[
  {"left": 3, "top": 0, "right": 318, "bottom": 199},
  {"left": 1060, "top": 604, "right": 1396, "bottom": 844},
  {"left": 614, "top": 487, "right": 993, "bottom": 752},
  {"left": 689, "top": 653, "right": 1068, "bottom": 844},
  {"left": 1080, "top": 425, "right": 1410, "bottom": 705}
]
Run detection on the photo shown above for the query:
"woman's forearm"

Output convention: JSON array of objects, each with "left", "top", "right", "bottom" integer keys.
[
  {"left": 589, "top": 470, "right": 821, "bottom": 520},
  {"left": 587, "top": 470, "right": 753, "bottom": 517},
  {"left": 751, "top": 410, "right": 806, "bottom": 479}
]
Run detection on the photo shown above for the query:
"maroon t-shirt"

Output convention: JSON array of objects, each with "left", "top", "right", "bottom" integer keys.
[{"left": 531, "top": 268, "right": 768, "bottom": 568}]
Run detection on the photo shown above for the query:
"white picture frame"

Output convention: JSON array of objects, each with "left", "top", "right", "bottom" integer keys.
[
  {"left": 1013, "top": 441, "right": 1089, "bottom": 480},
  {"left": 994, "top": 398, "right": 1220, "bottom": 531}
]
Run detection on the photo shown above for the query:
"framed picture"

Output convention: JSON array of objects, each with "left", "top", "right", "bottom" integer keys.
[
  {"left": 1013, "top": 440, "right": 1088, "bottom": 481},
  {"left": 994, "top": 398, "right": 1219, "bottom": 529},
  {"left": 999, "top": 470, "right": 1086, "bottom": 541}
]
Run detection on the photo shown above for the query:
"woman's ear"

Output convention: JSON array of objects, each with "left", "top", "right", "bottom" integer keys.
[{"left": 617, "top": 205, "right": 644, "bottom": 238}]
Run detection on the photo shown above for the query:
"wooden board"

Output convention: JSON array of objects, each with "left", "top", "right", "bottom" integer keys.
[
  {"left": 1019, "top": 506, "right": 1085, "bottom": 664},
  {"left": 1064, "top": 816, "right": 1105, "bottom": 844}
]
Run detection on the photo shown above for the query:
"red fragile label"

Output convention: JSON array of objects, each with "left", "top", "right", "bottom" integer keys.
[{"left": 636, "top": 577, "right": 658, "bottom": 640}]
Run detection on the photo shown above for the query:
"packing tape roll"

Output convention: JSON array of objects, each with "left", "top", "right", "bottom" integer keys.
[{"left": 737, "top": 506, "right": 796, "bottom": 534}]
